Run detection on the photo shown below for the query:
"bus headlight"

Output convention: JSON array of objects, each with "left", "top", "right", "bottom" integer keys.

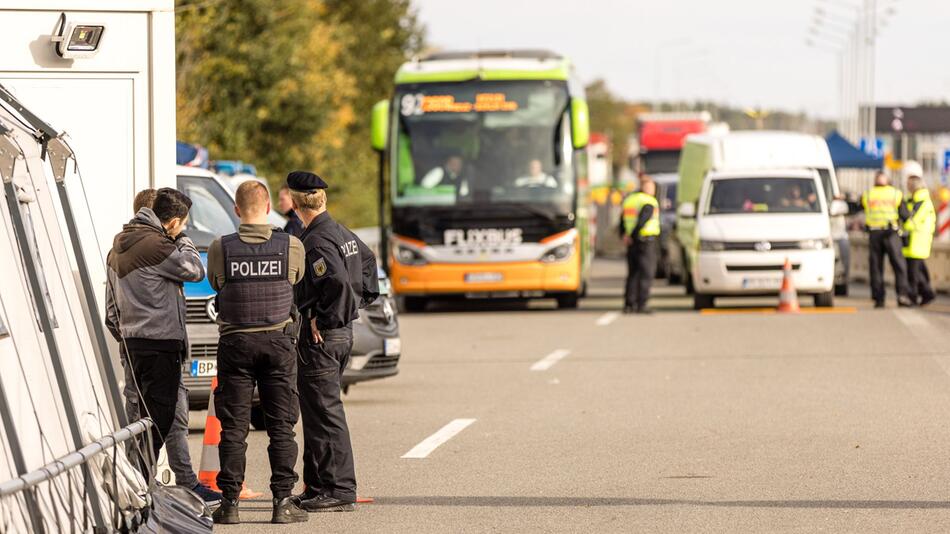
[
  {"left": 394, "top": 243, "right": 428, "bottom": 266},
  {"left": 540, "top": 243, "right": 574, "bottom": 263},
  {"left": 799, "top": 238, "right": 832, "bottom": 250},
  {"left": 699, "top": 240, "right": 726, "bottom": 251}
]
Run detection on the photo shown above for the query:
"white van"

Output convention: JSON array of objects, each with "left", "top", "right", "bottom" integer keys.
[
  {"left": 675, "top": 131, "right": 850, "bottom": 300},
  {"left": 680, "top": 168, "right": 847, "bottom": 309}
]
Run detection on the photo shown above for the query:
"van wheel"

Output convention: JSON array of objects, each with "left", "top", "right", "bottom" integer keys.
[
  {"left": 250, "top": 405, "right": 266, "bottom": 431},
  {"left": 401, "top": 296, "right": 428, "bottom": 313},
  {"left": 814, "top": 291, "right": 834, "bottom": 308},
  {"left": 834, "top": 283, "right": 848, "bottom": 296},
  {"left": 556, "top": 293, "right": 580, "bottom": 309},
  {"left": 693, "top": 294, "right": 714, "bottom": 310},
  {"left": 668, "top": 269, "right": 682, "bottom": 285}
]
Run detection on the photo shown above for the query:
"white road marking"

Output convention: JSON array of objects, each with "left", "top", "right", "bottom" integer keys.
[
  {"left": 895, "top": 309, "right": 928, "bottom": 327},
  {"left": 596, "top": 311, "right": 619, "bottom": 326},
  {"left": 530, "top": 349, "right": 571, "bottom": 371},
  {"left": 894, "top": 309, "right": 950, "bottom": 378},
  {"left": 401, "top": 419, "right": 477, "bottom": 459}
]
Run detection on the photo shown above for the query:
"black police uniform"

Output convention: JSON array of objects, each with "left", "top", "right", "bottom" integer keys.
[
  {"left": 213, "top": 230, "right": 301, "bottom": 501},
  {"left": 289, "top": 171, "right": 379, "bottom": 506}
]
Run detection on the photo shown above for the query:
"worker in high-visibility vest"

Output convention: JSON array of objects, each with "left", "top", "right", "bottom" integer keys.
[
  {"left": 902, "top": 163, "right": 936, "bottom": 306},
  {"left": 619, "top": 179, "right": 661, "bottom": 314},
  {"left": 861, "top": 171, "right": 912, "bottom": 308}
]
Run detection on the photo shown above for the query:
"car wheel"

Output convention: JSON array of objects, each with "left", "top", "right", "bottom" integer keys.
[
  {"left": 834, "top": 283, "right": 848, "bottom": 297},
  {"left": 814, "top": 291, "right": 834, "bottom": 308},
  {"left": 556, "top": 293, "right": 580, "bottom": 309},
  {"left": 401, "top": 296, "right": 428, "bottom": 313},
  {"left": 693, "top": 293, "right": 714, "bottom": 310},
  {"left": 250, "top": 404, "right": 267, "bottom": 431}
]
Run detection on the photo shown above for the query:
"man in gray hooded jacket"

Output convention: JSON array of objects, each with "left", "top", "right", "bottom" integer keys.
[{"left": 105, "top": 188, "right": 204, "bottom": 462}]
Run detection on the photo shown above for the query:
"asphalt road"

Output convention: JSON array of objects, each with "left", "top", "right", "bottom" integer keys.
[{"left": 189, "top": 258, "right": 950, "bottom": 533}]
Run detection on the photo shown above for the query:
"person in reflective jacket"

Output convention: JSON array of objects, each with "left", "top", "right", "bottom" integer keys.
[
  {"left": 619, "top": 179, "right": 660, "bottom": 314},
  {"left": 902, "top": 168, "right": 936, "bottom": 306},
  {"left": 861, "top": 171, "right": 912, "bottom": 308}
]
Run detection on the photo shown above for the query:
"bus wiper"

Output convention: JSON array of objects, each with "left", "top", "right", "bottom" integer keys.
[{"left": 503, "top": 202, "right": 559, "bottom": 221}]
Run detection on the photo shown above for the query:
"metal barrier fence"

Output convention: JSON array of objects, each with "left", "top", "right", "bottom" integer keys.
[
  {"left": 848, "top": 232, "right": 950, "bottom": 292},
  {"left": 0, "top": 419, "right": 154, "bottom": 534}
]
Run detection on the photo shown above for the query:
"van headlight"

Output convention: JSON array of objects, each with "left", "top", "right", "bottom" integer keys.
[
  {"left": 540, "top": 243, "right": 574, "bottom": 263},
  {"left": 393, "top": 242, "right": 428, "bottom": 266},
  {"left": 699, "top": 240, "right": 726, "bottom": 251},
  {"left": 799, "top": 238, "right": 832, "bottom": 250}
]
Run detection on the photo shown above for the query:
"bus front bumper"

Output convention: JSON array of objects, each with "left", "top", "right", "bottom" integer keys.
[{"left": 391, "top": 258, "right": 580, "bottom": 296}]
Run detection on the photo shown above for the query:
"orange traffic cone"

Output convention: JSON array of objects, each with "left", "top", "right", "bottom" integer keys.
[
  {"left": 197, "top": 376, "right": 263, "bottom": 500},
  {"left": 776, "top": 258, "right": 800, "bottom": 313}
]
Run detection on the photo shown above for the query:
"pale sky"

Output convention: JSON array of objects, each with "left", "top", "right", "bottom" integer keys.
[{"left": 412, "top": 0, "right": 950, "bottom": 119}]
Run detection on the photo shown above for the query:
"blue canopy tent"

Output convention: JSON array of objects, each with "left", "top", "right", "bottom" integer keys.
[{"left": 825, "top": 131, "right": 883, "bottom": 169}]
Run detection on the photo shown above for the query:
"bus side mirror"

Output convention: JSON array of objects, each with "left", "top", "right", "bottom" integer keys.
[
  {"left": 371, "top": 99, "right": 389, "bottom": 152},
  {"left": 678, "top": 202, "right": 696, "bottom": 219},
  {"left": 570, "top": 98, "right": 590, "bottom": 149}
]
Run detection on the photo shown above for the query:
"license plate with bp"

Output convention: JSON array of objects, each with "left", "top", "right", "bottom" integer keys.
[
  {"left": 464, "top": 272, "right": 503, "bottom": 283},
  {"left": 384, "top": 338, "right": 401, "bottom": 356},
  {"left": 190, "top": 359, "right": 217, "bottom": 377},
  {"left": 741, "top": 277, "right": 782, "bottom": 290}
]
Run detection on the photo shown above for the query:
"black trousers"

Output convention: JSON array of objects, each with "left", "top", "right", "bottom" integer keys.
[
  {"left": 868, "top": 230, "right": 909, "bottom": 304},
  {"left": 126, "top": 345, "right": 182, "bottom": 465},
  {"left": 906, "top": 258, "right": 935, "bottom": 304},
  {"left": 297, "top": 325, "right": 356, "bottom": 502},
  {"left": 625, "top": 238, "right": 658, "bottom": 310},
  {"left": 215, "top": 331, "right": 299, "bottom": 500}
]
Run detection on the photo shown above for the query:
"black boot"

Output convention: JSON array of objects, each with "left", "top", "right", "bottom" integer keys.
[
  {"left": 297, "top": 494, "right": 357, "bottom": 513},
  {"left": 212, "top": 498, "right": 240, "bottom": 525},
  {"left": 272, "top": 496, "right": 309, "bottom": 524}
]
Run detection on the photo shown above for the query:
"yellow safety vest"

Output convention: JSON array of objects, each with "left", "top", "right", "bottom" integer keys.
[
  {"left": 861, "top": 185, "right": 903, "bottom": 230},
  {"left": 902, "top": 188, "right": 936, "bottom": 259},
  {"left": 622, "top": 192, "right": 660, "bottom": 238}
]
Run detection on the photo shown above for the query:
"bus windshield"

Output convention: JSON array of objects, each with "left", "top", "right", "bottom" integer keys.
[{"left": 393, "top": 80, "right": 572, "bottom": 207}]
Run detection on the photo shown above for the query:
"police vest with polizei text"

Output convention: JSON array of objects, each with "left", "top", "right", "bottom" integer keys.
[{"left": 216, "top": 232, "right": 293, "bottom": 327}]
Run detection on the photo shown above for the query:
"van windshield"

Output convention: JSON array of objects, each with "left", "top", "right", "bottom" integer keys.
[{"left": 706, "top": 177, "right": 821, "bottom": 215}]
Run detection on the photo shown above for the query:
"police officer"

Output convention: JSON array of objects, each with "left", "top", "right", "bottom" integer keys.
[
  {"left": 620, "top": 179, "right": 661, "bottom": 314},
  {"left": 862, "top": 171, "right": 913, "bottom": 308},
  {"left": 287, "top": 171, "right": 379, "bottom": 513},
  {"left": 902, "top": 163, "right": 936, "bottom": 306},
  {"left": 207, "top": 181, "right": 308, "bottom": 525}
]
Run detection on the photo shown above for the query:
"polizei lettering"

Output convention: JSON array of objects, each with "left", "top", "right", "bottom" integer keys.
[
  {"left": 229, "top": 259, "right": 283, "bottom": 278},
  {"left": 444, "top": 228, "right": 523, "bottom": 247},
  {"left": 340, "top": 240, "right": 359, "bottom": 257}
]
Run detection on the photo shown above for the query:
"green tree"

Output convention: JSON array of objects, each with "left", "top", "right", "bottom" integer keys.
[
  {"left": 175, "top": 0, "right": 424, "bottom": 227},
  {"left": 585, "top": 79, "right": 636, "bottom": 175}
]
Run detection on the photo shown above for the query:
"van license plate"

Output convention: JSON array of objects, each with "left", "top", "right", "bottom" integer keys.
[
  {"left": 741, "top": 277, "right": 782, "bottom": 290},
  {"left": 190, "top": 359, "right": 217, "bottom": 377},
  {"left": 385, "top": 338, "right": 401, "bottom": 356},
  {"left": 465, "top": 272, "right": 503, "bottom": 283}
]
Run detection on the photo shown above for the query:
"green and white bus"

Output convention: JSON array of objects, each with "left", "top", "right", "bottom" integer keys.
[{"left": 371, "top": 50, "right": 593, "bottom": 311}]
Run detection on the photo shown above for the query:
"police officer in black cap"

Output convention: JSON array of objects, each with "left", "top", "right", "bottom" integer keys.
[
  {"left": 287, "top": 170, "right": 379, "bottom": 512},
  {"left": 206, "top": 181, "right": 308, "bottom": 525}
]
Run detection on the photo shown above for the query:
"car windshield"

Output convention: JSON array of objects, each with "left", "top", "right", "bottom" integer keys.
[
  {"left": 177, "top": 175, "right": 238, "bottom": 249},
  {"left": 706, "top": 177, "right": 821, "bottom": 215},
  {"left": 394, "top": 80, "right": 573, "bottom": 207}
]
